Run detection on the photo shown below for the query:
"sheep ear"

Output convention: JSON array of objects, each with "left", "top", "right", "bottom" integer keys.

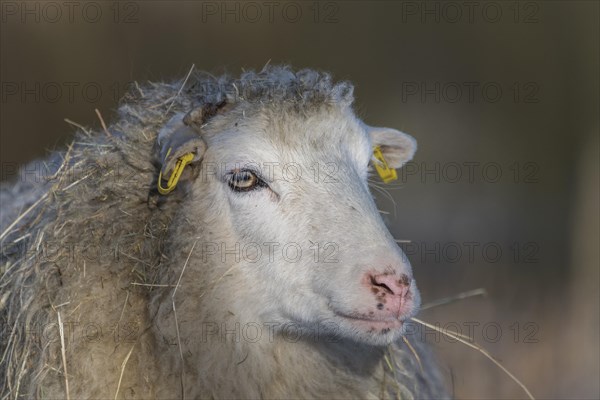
[
  {"left": 157, "top": 112, "right": 206, "bottom": 194},
  {"left": 367, "top": 126, "right": 417, "bottom": 168},
  {"left": 157, "top": 101, "right": 229, "bottom": 184}
]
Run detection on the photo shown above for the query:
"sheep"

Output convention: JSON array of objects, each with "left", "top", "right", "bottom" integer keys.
[{"left": 0, "top": 66, "right": 448, "bottom": 399}]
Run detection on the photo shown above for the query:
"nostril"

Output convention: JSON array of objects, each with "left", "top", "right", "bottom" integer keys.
[
  {"left": 369, "top": 273, "right": 412, "bottom": 298},
  {"left": 370, "top": 275, "right": 396, "bottom": 295}
]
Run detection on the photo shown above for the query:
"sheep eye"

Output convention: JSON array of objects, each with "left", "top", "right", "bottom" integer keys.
[{"left": 227, "top": 169, "right": 265, "bottom": 192}]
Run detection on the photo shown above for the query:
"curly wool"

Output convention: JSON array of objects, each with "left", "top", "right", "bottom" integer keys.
[{"left": 187, "top": 66, "right": 354, "bottom": 110}]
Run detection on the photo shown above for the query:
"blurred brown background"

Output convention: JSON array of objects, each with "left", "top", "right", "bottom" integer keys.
[{"left": 1, "top": 1, "right": 598, "bottom": 399}]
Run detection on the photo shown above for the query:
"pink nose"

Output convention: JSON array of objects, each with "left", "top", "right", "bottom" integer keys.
[{"left": 369, "top": 272, "right": 413, "bottom": 318}]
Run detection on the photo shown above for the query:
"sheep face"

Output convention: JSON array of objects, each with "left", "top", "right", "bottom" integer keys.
[{"left": 190, "top": 103, "right": 419, "bottom": 346}]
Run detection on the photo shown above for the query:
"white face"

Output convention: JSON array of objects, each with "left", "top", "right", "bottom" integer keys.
[{"left": 197, "top": 105, "right": 419, "bottom": 346}]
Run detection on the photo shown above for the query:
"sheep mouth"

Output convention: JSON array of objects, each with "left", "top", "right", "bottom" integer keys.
[{"left": 333, "top": 312, "right": 404, "bottom": 332}]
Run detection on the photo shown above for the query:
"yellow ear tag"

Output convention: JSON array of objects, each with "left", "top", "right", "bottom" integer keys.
[
  {"left": 373, "top": 145, "right": 398, "bottom": 183},
  {"left": 157, "top": 148, "right": 195, "bottom": 195}
]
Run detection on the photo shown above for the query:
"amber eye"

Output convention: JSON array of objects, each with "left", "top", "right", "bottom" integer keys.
[{"left": 227, "top": 169, "right": 266, "bottom": 192}]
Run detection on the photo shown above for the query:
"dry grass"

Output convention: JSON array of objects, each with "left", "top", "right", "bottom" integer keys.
[
  {"left": 411, "top": 317, "right": 535, "bottom": 399},
  {"left": 0, "top": 193, "right": 49, "bottom": 242},
  {"left": 410, "top": 288, "right": 535, "bottom": 400},
  {"left": 56, "top": 312, "right": 70, "bottom": 400},
  {"left": 94, "top": 109, "right": 112, "bottom": 138},
  {"left": 171, "top": 238, "right": 199, "bottom": 400},
  {"left": 114, "top": 344, "right": 136, "bottom": 400}
]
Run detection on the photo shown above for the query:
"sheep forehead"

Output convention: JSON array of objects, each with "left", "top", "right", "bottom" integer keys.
[{"left": 209, "top": 105, "right": 372, "bottom": 169}]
